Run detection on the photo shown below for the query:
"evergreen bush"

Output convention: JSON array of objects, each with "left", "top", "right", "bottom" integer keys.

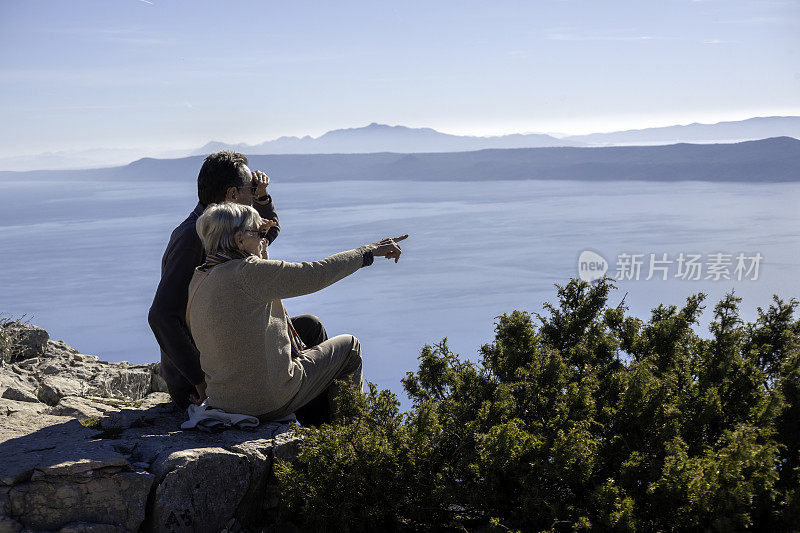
[{"left": 275, "top": 278, "right": 800, "bottom": 531}]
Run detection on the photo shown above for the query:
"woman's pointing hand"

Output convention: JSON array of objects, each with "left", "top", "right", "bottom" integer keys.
[{"left": 371, "top": 234, "right": 408, "bottom": 263}]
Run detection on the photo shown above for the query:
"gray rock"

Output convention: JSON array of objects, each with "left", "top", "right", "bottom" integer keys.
[
  {"left": 0, "top": 323, "right": 303, "bottom": 532},
  {"left": 149, "top": 363, "right": 169, "bottom": 393},
  {"left": 0, "top": 373, "right": 37, "bottom": 404},
  {"left": 68, "top": 353, "right": 97, "bottom": 363},
  {"left": 0, "top": 410, "right": 122, "bottom": 486},
  {"left": 37, "top": 376, "right": 86, "bottom": 406},
  {"left": 86, "top": 366, "right": 152, "bottom": 400},
  {"left": 9, "top": 470, "right": 153, "bottom": 531},
  {"left": 137, "top": 391, "right": 172, "bottom": 410},
  {"left": 0, "top": 398, "right": 50, "bottom": 419},
  {"left": 1, "top": 387, "right": 38, "bottom": 404},
  {"left": 13, "top": 358, "right": 40, "bottom": 370},
  {"left": 1, "top": 485, "right": 10, "bottom": 514},
  {"left": 0, "top": 516, "right": 23, "bottom": 533},
  {"left": 2, "top": 388, "right": 299, "bottom": 530},
  {"left": 150, "top": 448, "right": 252, "bottom": 532},
  {"left": 58, "top": 523, "right": 125, "bottom": 533},
  {"left": 1, "top": 324, "right": 48, "bottom": 362},
  {"left": 39, "top": 362, "right": 63, "bottom": 375},
  {"left": 50, "top": 397, "right": 116, "bottom": 421},
  {"left": 99, "top": 409, "right": 145, "bottom": 432}
]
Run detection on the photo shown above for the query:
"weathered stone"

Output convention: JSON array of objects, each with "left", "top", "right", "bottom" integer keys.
[
  {"left": 50, "top": 396, "right": 116, "bottom": 421},
  {"left": 32, "top": 457, "right": 131, "bottom": 479},
  {"left": 47, "top": 339, "right": 79, "bottom": 354},
  {"left": 58, "top": 522, "right": 125, "bottom": 533},
  {"left": 271, "top": 431, "right": 303, "bottom": 462},
  {"left": 8, "top": 470, "right": 153, "bottom": 531},
  {"left": 149, "top": 363, "right": 169, "bottom": 393},
  {"left": 1, "top": 485, "right": 11, "bottom": 514},
  {"left": 69, "top": 353, "right": 97, "bottom": 363},
  {"left": 1, "top": 323, "right": 302, "bottom": 532},
  {"left": 1, "top": 324, "right": 48, "bottom": 362},
  {"left": 150, "top": 448, "right": 252, "bottom": 533},
  {"left": 0, "top": 373, "right": 37, "bottom": 404},
  {"left": 0, "top": 398, "right": 50, "bottom": 419},
  {"left": 1, "top": 387, "right": 38, "bottom": 404},
  {"left": 37, "top": 376, "right": 86, "bottom": 406},
  {"left": 85, "top": 366, "right": 153, "bottom": 400},
  {"left": 99, "top": 410, "right": 145, "bottom": 432},
  {"left": 14, "top": 358, "right": 39, "bottom": 370},
  {"left": 0, "top": 516, "right": 23, "bottom": 533},
  {"left": 0, "top": 410, "right": 121, "bottom": 486},
  {"left": 138, "top": 391, "right": 171, "bottom": 409},
  {"left": 39, "top": 362, "right": 64, "bottom": 375},
  {"left": 96, "top": 392, "right": 172, "bottom": 431}
]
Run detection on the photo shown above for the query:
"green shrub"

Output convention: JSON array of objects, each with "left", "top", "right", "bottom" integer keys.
[
  {"left": 0, "top": 314, "right": 27, "bottom": 365},
  {"left": 275, "top": 278, "right": 800, "bottom": 531}
]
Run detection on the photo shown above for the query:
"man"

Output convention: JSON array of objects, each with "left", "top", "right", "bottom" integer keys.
[{"left": 149, "top": 151, "right": 279, "bottom": 410}]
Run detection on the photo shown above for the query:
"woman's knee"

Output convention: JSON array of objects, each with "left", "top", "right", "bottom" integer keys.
[
  {"left": 342, "top": 334, "right": 361, "bottom": 356},
  {"left": 344, "top": 334, "right": 362, "bottom": 370}
]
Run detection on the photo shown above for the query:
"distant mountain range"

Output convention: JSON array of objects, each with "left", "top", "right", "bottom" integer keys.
[
  {"left": 0, "top": 147, "right": 191, "bottom": 172},
  {"left": 562, "top": 116, "right": 800, "bottom": 145},
  {"left": 195, "top": 117, "right": 800, "bottom": 155},
  {"left": 2, "top": 116, "right": 799, "bottom": 172},
  {"left": 5, "top": 137, "right": 799, "bottom": 183},
  {"left": 194, "top": 123, "right": 585, "bottom": 156}
]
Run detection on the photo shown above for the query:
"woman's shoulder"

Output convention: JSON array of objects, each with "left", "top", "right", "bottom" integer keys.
[
  {"left": 230, "top": 255, "right": 284, "bottom": 277},
  {"left": 239, "top": 255, "right": 283, "bottom": 267}
]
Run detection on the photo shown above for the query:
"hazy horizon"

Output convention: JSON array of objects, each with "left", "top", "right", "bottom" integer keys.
[
  {"left": 3, "top": 115, "right": 800, "bottom": 172},
  {"left": 2, "top": 0, "right": 798, "bottom": 159},
  {"left": 6, "top": 114, "right": 798, "bottom": 158}
]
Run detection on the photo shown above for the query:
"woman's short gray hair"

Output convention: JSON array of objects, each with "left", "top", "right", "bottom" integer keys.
[{"left": 196, "top": 203, "right": 262, "bottom": 255}]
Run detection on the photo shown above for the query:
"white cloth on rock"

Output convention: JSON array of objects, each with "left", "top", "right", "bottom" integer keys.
[{"left": 181, "top": 400, "right": 295, "bottom": 432}]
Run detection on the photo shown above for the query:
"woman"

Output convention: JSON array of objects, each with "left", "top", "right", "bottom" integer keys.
[{"left": 187, "top": 202, "right": 405, "bottom": 421}]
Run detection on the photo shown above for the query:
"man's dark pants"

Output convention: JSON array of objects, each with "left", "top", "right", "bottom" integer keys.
[{"left": 169, "top": 314, "right": 332, "bottom": 426}]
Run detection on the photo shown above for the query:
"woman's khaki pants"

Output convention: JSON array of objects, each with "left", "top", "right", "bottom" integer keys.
[{"left": 258, "top": 315, "right": 363, "bottom": 425}]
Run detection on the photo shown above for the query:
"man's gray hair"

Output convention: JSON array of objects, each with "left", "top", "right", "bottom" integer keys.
[{"left": 196, "top": 203, "right": 261, "bottom": 255}]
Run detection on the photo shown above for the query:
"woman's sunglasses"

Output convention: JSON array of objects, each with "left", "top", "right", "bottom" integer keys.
[{"left": 244, "top": 229, "right": 269, "bottom": 239}]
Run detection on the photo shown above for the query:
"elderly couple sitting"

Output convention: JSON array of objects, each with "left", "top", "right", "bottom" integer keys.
[
  {"left": 189, "top": 203, "right": 405, "bottom": 423},
  {"left": 149, "top": 151, "right": 405, "bottom": 426}
]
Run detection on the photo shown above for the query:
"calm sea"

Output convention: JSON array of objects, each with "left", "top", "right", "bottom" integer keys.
[{"left": 1, "top": 177, "right": 799, "bottom": 398}]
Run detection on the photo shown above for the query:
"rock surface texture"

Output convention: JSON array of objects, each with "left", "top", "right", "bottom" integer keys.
[{"left": 0, "top": 323, "right": 300, "bottom": 532}]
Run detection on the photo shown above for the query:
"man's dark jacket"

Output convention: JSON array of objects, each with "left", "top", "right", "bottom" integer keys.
[{"left": 148, "top": 198, "right": 280, "bottom": 396}]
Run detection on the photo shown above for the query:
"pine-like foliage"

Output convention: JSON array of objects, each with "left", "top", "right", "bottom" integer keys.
[{"left": 275, "top": 278, "right": 800, "bottom": 531}]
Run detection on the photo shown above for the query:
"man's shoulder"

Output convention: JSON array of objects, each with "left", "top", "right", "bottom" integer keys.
[
  {"left": 161, "top": 205, "right": 204, "bottom": 267},
  {"left": 167, "top": 205, "right": 204, "bottom": 248}
]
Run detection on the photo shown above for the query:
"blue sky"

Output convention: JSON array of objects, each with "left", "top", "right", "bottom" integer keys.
[{"left": 0, "top": 0, "right": 798, "bottom": 157}]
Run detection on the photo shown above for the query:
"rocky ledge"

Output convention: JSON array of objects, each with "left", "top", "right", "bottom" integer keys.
[{"left": 0, "top": 323, "right": 300, "bottom": 532}]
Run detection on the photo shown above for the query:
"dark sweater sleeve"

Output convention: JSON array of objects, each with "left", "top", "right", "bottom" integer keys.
[
  {"left": 254, "top": 194, "right": 280, "bottom": 245},
  {"left": 148, "top": 245, "right": 205, "bottom": 386}
]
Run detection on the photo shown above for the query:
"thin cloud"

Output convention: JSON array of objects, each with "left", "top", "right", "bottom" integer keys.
[
  {"left": 0, "top": 67, "right": 206, "bottom": 85},
  {"left": 545, "top": 33, "right": 658, "bottom": 41},
  {"left": 716, "top": 16, "right": 800, "bottom": 24},
  {"left": 41, "top": 27, "right": 172, "bottom": 45},
  {"left": 138, "top": 0, "right": 154, "bottom": 4},
  {"left": 105, "top": 36, "right": 170, "bottom": 45}
]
